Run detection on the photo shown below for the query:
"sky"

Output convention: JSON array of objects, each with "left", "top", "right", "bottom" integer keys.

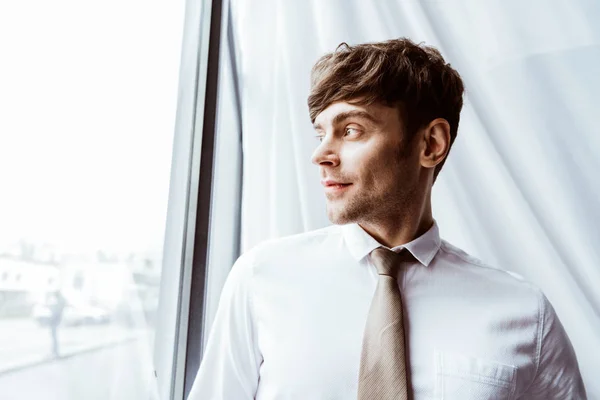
[{"left": 0, "top": 0, "right": 185, "bottom": 254}]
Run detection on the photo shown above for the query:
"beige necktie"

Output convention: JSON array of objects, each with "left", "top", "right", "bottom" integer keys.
[{"left": 357, "top": 247, "right": 412, "bottom": 400}]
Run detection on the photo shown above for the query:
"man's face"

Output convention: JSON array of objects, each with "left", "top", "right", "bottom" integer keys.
[{"left": 311, "top": 101, "right": 421, "bottom": 225}]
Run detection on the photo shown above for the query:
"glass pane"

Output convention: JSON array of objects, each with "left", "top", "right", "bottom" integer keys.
[{"left": 0, "top": 0, "right": 185, "bottom": 398}]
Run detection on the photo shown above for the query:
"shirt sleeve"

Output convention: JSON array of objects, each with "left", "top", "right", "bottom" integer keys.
[
  {"left": 187, "top": 251, "right": 262, "bottom": 400},
  {"left": 523, "top": 292, "right": 587, "bottom": 399}
]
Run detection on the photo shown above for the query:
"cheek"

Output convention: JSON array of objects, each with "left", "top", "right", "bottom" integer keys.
[
  {"left": 366, "top": 148, "right": 404, "bottom": 186},
  {"left": 343, "top": 147, "right": 373, "bottom": 178},
  {"left": 342, "top": 141, "right": 382, "bottom": 169},
  {"left": 343, "top": 147, "right": 388, "bottom": 185}
]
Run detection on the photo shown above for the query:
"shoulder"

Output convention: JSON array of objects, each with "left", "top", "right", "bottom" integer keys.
[
  {"left": 248, "top": 224, "right": 341, "bottom": 261},
  {"left": 437, "top": 239, "right": 544, "bottom": 300},
  {"left": 238, "top": 225, "right": 342, "bottom": 270}
]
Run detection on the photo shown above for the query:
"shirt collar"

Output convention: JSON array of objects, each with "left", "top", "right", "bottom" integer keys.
[{"left": 340, "top": 219, "right": 441, "bottom": 267}]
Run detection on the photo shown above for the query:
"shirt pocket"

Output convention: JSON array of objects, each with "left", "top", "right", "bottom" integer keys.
[{"left": 434, "top": 350, "right": 517, "bottom": 400}]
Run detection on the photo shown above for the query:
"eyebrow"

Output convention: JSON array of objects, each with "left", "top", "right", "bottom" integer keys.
[{"left": 313, "top": 110, "right": 380, "bottom": 130}]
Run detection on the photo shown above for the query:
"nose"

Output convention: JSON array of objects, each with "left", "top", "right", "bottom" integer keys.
[{"left": 311, "top": 137, "right": 340, "bottom": 167}]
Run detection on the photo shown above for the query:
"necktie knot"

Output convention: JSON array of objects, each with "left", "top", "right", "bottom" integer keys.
[{"left": 370, "top": 247, "right": 411, "bottom": 279}]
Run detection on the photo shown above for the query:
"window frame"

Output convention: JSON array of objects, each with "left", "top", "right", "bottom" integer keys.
[{"left": 152, "top": 0, "right": 224, "bottom": 398}]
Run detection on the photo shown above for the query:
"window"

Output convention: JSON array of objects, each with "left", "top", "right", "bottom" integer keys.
[{"left": 0, "top": 0, "right": 186, "bottom": 398}]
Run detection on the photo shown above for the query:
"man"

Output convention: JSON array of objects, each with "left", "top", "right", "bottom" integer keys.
[
  {"left": 47, "top": 290, "right": 66, "bottom": 358},
  {"left": 188, "top": 38, "right": 586, "bottom": 399}
]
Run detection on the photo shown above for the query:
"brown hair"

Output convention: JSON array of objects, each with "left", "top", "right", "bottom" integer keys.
[{"left": 308, "top": 38, "right": 465, "bottom": 180}]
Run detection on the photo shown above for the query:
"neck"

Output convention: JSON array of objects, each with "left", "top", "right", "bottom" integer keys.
[{"left": 358, "top": 195, "right": 434, "bottom": 249}]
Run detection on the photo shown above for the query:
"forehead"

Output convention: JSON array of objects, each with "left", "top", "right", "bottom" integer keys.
[{"left": 313, "top": 101, "right": 395, "bottom": 130}]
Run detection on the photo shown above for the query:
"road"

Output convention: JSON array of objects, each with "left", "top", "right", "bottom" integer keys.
[
  {"left": 0, "top": 339, "right": 158, "bottom": 400},
  {"left": 0, "top": 318, "right": 158, "bottom": 399}
]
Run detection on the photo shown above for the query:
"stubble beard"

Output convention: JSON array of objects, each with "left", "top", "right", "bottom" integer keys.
[
  {"left": 326, "top": 149, "right": 415, "bottom": 226},
  {"left": 326, "top": 188, "right": 377, "bottom": 225},
  {"left": 326, "top": 183, "right": 409, "bottom": 225},
  {"left": 326, "top": 138, "right": 416, "bottom": 225}
]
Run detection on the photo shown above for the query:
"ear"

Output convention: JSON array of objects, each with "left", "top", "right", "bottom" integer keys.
[{"left": 420, "top": 118, "right": 451, "bottom": 169}]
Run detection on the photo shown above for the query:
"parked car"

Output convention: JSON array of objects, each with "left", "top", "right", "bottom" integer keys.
[{"left": 32, "top": 302, "right": 53, "bottom": 325}]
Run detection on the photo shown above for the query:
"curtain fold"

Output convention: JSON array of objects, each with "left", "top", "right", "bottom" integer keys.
[{"left": 230, "top": 0, "right": 600, "bottom": 396}]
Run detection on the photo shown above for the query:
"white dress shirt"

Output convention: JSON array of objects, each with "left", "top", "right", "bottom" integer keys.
[{"left": 188, "top": 220, "right": 586, "bottom": 399}]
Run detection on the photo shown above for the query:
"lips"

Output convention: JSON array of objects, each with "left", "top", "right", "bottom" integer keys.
[
  {"left": 321, "top": 179, "right": 352, "bottom": 187},
  {"left": 323, "top": 183, "right": 352, "bottom": 194}
]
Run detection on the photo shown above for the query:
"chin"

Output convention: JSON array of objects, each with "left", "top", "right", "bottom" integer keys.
[{"left": 326, "top": 205, "right": 357, "bottom": 225}]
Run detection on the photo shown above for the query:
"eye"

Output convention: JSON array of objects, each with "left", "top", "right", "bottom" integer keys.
[
  {"left": 315, "top": 135, "right": 324, "bottom": 142},
  {"left": 345, "top": 127, "right": 359, "bottom": 136}
]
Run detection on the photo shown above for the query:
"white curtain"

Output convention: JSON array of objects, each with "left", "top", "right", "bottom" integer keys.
[{"left": 227, "top": 0, "right": 600, "bottom": 397}]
